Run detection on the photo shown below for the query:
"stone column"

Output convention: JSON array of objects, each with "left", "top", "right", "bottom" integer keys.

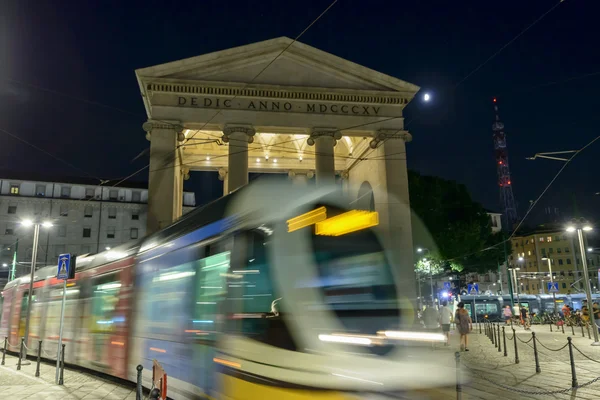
[
  {"left": 340, "top": 170, "right": 350, "bottom": 194},
  {"left": 222, "top": 125, "right": 255, "bottom": 194},
  {"left": 307, "top": 129, "right": 341, "bottom": 186},
  {"left": 218, "top": 168, "right": 229, "bottom": 196},
  {"left": 288, "top": 170, "right": 314, "bottom": 186},
  {"left": 143, "top": 121, "right": 185, "bottom": 234}
]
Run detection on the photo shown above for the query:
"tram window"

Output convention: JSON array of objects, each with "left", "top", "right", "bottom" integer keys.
[
  {"left": 90, "top": 274, "right": 122, "bottom": 332},
  {"left": 475, "top": 303, "right": 498, "bottom": 316}
]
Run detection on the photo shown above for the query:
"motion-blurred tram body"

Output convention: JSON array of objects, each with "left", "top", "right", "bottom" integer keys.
[{"left": 1, "top": 182, "right": 457, "bottom": 399}]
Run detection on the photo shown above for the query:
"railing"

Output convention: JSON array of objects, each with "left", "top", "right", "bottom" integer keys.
[{"left": 1, "top": 336, "right": 66, "bottom": 384}]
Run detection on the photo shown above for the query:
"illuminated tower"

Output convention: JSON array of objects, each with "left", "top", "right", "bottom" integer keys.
[{"left": 492, "top": 98, "right": 518, "bottom": 230}]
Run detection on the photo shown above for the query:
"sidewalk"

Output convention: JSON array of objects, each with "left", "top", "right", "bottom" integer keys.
[
  {"left": 0, "top": 353, "right": 136, "bottom": 400},
  {"left": 453, "top": 323, "right": 600, "bottom": 399}
]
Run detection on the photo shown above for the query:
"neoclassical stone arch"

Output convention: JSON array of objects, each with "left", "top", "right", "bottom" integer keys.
[{"left": 356, "top": 181, "right": 375, "bottom": 211}]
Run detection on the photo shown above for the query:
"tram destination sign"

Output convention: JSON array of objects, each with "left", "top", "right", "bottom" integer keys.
[{"left": 175, "top": 95, "right": 385, "bottom": 116}]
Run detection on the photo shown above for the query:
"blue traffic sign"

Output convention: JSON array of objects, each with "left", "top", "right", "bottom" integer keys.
[
  {"left": 547, "top": 281, "right": 559, "bottom": 293},
  {"left": 468, "top": 283, "right": 479, "bottom": 294},
  {"left": 57, "top": 253, "right": 71, "bottom": 280},
  {"left": 443, "top": 281, "right": 451, "bottom": 290}
]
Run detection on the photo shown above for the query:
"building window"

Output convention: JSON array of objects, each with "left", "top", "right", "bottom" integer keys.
[
  {"left": 7, "top": 205, "right": 17, "bottom": 214},
  {"left": 85, "top": 188, "right": 95, "bottom": 199},
  {"left": 529, "top": 262, "right": 532, "bottom": 268},
  {"left": 108, "top": 207, "right": 117, "bottom": 219},
  {"left": 577, "top": 258, "right": 581, "bottom": 265},
  {"left": 539, "top": 237, "right": 544, "bottom": 242},
  {"left": 84, "top": 206, "right": 93, "bottom": 218},
  {"left": 526, "top": 285, "right": 529, "bottom": 291},
  {"left": 528, "top": 250, "right": 531, "bottom": 256},
  {"left": 525, "top": 240, "right": 529, "bottom": 245},
  {"left": 55, "top": 245, "right": 65, "bottom": 257},
  {"left": 81, "top": 245, "right": 91, "bottom": 254},
  {"left": 566, "top": 258, "right": 571, "bottom": 264},
  {"left": 549, "top": 248, "right": 553, "bottom": 254},
  {"left": 132, "top": 191, "right": 141, "bottom": 202},
  {"left": 10, "top": 184, "right": 19, "bottom": 195},
  {"left": 107, "top": 226, "right": 115, "bottom": 239},
  {"left": 130, "top": 228, "right": 139, "bottom": 239},
  {"left": 541, "top": 248, "right": 546, "bottom": 256},
  {"left": 61, "top": 186, "right": 71, "bottom": 198},
  {"left": 562, "top": 283, "right": 567, "bottom": 289},
  {"left": 109, "top": 190, "right": 118, "bottom": 200},
  {"left": 547, "top": 236, "right": 552, "bottom": 242},
  {"left": 83, "top": 227, "right": 91, "bottom": 238},
  {"left": 35, "top": 184, "right": 46, "bottom": 196},
  {"left": 559, "top": 259, "right": 564, "bottom": 265},
  {"left": 5, "top": 225, "right": 14, "bottom": 235},
  {"left": 554, "top": 236, "right": 560, "bottom": 241},
  {"left": 565, "top": 247, "right": 570, "bottom": 253},
  {"left": 60, "top": 204, "right": 69, "bottom": 217},
  {"left": 557, "top": 247, "right": 562, "bottom": 254},
  {"left": 58, "top": 226, "right": 67, "bottom": 237},
  {"left": 34, "top": 204, "right": 43, "bottom": 215},
  {"left": 515, "top": 242, "right": 519, "bottom": 247},
  {"left": 131, "top": 212, "right": 139, "bottom": 221}
]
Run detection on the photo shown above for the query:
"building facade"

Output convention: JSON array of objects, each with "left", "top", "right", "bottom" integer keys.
[
  {"left": 509, "top": 229, "right": 600, "bottom": 295},
  {"left": 0, "top": 176, "right": 195, "bottom": 285}
]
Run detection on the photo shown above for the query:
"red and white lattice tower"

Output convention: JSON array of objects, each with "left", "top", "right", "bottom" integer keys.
[{"left": 492, "top": 98, "right": 518, "bottom": 230}]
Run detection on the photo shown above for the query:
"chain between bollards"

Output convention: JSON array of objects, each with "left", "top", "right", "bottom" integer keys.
[
  {"left": 455, "top": 352, "right": 462, "bottom": 400},
  {"left": 532, "top": 332, "right": 541, "bottom": 374},
  {"left": 567, "top": 337, "right": 578, "bottom": 388},
  {"left": 497, "top": 324, "right": 502, "bottom": 353},
  {"left": 512, "top": 328, "right": 519, "bottom": 364},
  {"left": 35, "top": 340, "right": 42, "bottom": 377},
  {"left": 16, "top": 337, "right": 24, "bottom": 370},
  {"left": 58, "top": 344, "right": 66, "bottom": 385},
  {"left": 136, "top": 364, "right": 144, "bottom": 400},
  {"left": 502, "top": 326, "right": 507, "bottom": 357},
  {"left": 1, "top": 337, "right": 6, "bottom": 366}
]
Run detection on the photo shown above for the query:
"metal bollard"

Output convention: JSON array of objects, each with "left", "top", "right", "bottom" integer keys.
[
  {"left": 586, "top": 323, "right": 591, "bottom": 339},
  {"left": 479, "top": 321, "right": 482, "bottom": 334},
  {"left": 532, "top": 332, "right": 541, "bottom": 373},
  {"left": 550, "top": 322, "right": 553, "bottom": 332},
  {"left": 17, "top": 337, "right": 24, "bottom": 370},
  {"left": 561, "top": 322, "right": 565, "bottom": 334},
  {"left": 58, "top": 344, "right": 65, "bottom": 385},
  {"left": 497, "top": 324, "right": 502, "bottom": 353},
  {"left": 502, "top": 326, "right": 507, "bottom": 357},
  {"left": 512, "top": 328, "right": 519, "bottom": 364},
  {"left": 567, "top": 337, "right": 578, "bottom": 388},
  {"left": 493, "top": 324, "right": 497, "bottom": 347},
  {"left": 136, "top": 365, "right": 143, "bottom": 400},
  {"left": 581, "top": 324, "right": 585, "bottom": 337},
  {"left": 1, "top": 337, "right": 6, "bottom": 366},
  {"left": 455, "top": 352, "right": 462, "bottom": 400},
  {"left": 571, "top": 323, "right": 575, "bottom": 336},
  {"left": 35, "top": 340, "right": 42, "bottom": 377}
]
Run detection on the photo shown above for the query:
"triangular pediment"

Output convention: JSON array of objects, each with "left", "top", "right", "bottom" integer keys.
[{"left": 136, "top": 37, "right": 419, "bottom": 94}]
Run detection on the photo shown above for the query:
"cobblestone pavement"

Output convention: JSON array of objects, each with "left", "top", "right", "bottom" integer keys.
[
  {"left": 449, "top": 322, "right": 600, "bottom": 399},
  {"left": 0, "top": 353, "right": 136, "bottom": 400}
]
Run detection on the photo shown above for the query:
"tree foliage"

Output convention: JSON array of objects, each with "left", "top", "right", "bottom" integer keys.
[{"left": 409, "top": 170, "right": 507, "bottom": 274}]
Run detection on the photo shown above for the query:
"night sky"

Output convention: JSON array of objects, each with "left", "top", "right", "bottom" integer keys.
[{"left": 1, "top": 0, "right": 599, "bottom": 225}]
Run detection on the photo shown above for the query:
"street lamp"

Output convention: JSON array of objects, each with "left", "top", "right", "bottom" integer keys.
[
  {"left": 415, "top": 247, "right": 434, "bottom": 308},
  {"left": 566, "top": 218, "right": 599, "bottom": 345},
  {"left": 20, "top": 218, "right": 53, "bottom": 360},
  {"left": 508, "top": 267, "right": 521, "bottom": 310},
  {"left": 542, "top": 257, "right": 558, "bottom": 316}
]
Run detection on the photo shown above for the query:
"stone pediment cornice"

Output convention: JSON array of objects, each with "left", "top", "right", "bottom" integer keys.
[{"left": 142, "top": 78, "right": 412, "bottom": 106}]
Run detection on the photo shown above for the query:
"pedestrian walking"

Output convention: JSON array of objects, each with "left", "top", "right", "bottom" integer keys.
[
  {"left": 503, "top": 305, "right": 512, "bottom": 325},
  {"left": 439, "top": 301, "right": 453, "bottom": 345},
  {"left": 454, "top": 302, "right": 472, "bottom": 352}
]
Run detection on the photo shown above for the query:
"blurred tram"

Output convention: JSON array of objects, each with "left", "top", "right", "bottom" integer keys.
[{"left": 1, "top": 182, "right": 458, "bottom": 399}]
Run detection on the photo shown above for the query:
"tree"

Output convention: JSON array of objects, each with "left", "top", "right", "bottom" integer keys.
[{"left": 409, "top": 170, "right": 506, "bottom": 274}]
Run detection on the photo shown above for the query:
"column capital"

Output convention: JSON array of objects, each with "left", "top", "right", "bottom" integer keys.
[
  {"left": 181, "top": 166, "right": 190, "bottom": 180},
  {"left": 340, "top": 170, "right": 349, "bottom": 180},
  {"left": 143, "top": 120, "right": 185, "bottom": 142},
  {"left": 369, "top": 130, "right": 412, "bottom": 148},
  {"left": 307, "top": 128, "right": 342, "bottom": 146},
  {"left": 223, "top": 125, "right": 256, "bottom": 144},
  {"left": 218, "top": 168, "right": 228, "bottom": 181}
]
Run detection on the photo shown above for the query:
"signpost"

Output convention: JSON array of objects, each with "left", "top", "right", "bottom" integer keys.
[
  {"left": 468, "top": 283, "right": 479, "bottom": 295},
  {"left": 55, "top": 253, "right": 74, "bottom": 384},
  {"left": 443, "top": 281, "right": 451, "bottom": 290},
  {"left": 547, "top": 282, "right": 559, "bottom": 293}
]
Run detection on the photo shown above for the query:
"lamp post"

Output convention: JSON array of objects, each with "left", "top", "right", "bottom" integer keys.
[
  {"left": 417, "top": 248, "right": 434, "bottom": 306},
  {"left": 566, "top": 218, "right": 599, "bottom": 345},
  {"left": 542, "top": 257, "right": 558, "bottom": 316},
  {"left": 21, "top": 218, "right": 53, "bottom": 360},
  {"left": 508, "top": 266, "right": 521, "bottom": 310}
]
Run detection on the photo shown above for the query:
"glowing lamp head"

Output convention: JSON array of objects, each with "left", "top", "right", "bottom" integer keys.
[
  {"left": 583, "top": 226, "right": 593, "bottom": 232},
  {"left": 21, "top": 219, "right": 33, "bottom": 227},
  {"left": 493, "top": 98, "right": 497, "bottom": 103},
  {"left": 566, "top": 226, "right": 576, "bottom": 233},
  {"left": 417, "top": 248, "right": 423, "bottom": 253},
  {"left": 42, "top": 221, "right": 53, "bottom": 228},
  {"left": 518, "top": 257, "right": 524, "bottom": 261},
  {"left": 423, "top": 93, "right": 431, "bottom": 102}
]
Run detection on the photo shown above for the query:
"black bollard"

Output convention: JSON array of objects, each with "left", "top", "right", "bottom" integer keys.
[
  {"left": 58, "top": 344, "right": 65, "bottom": 385},
  {"left": 136, "top": 365, "right": 144, "bottom": 400},
  {"left": 149, "top": 388, "right": 160, "bottom": 399},
  {"left": 497, "top": 324, "right": 502, "bottom": 353},
  {"left": 512, "top": 328, "right": 520, "bottom": 364},
  {"left": 567, "top": 337, "right": 578, "bottom": 388},
  {"left": 502, "top": 326, "right": 507, "bottom": 357},
  {"left": 17, "top": 337, "right": 24, "bottom": 370},
  {"left": 493, "top": 324, "right": 497, "bottom": 347},
  {"left": 550, "top": 322, "right": 553, "bottom": 332},
  {"left": 1, "top": 337, "right": 6, "bottom": 366},
  {"left": 571, "top": 323, "right": 575, "bottom": 336},
  {"left": 35, "top": 340, "right": 42, "bottom": 377},
  {"left": 586, "top": 323, "right": 591, "bottom": 339},
  {"left": 561, "top": 322, "right": 565, "bottom": 334},
  {"left": 532, "top": 332, "right": 541, "bottom": 373},
  {"left": 581, "top": 324, "right": 585, "bottom": 337},
  {"left": 455, "top": 352, "right": 462, "bottom": 400},
  {"left": 479, "top": 321, "right": 482, "bottom": 334}
]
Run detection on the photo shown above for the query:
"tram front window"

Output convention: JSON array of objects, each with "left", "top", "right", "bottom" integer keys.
[{"left": 310, "top": 228, "right": 400, "bottom": 339}]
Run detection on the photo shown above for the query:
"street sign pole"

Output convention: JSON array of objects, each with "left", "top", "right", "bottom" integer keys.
[
  {"left": 55, "top": 279, "right": 67, "bottom": 384},
  {"left": 55, "top": 253, "right": 72, "bottom": 383}
]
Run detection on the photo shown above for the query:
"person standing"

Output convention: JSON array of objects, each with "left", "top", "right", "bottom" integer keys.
[
  {"left": 503, "top": 305, "right": 512, "bottom": 325},
  {"left": 439, "top": 301, "right": 453, "bottom": 345},
  {"left": 593, "top": 302, "right": 600, "bottom": 333},
  {"left": 423, "top": 305, "right": 440, "bottom": 331},
  {"left": 454, "top": 302, "right": 472, "bottom": 351}
]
